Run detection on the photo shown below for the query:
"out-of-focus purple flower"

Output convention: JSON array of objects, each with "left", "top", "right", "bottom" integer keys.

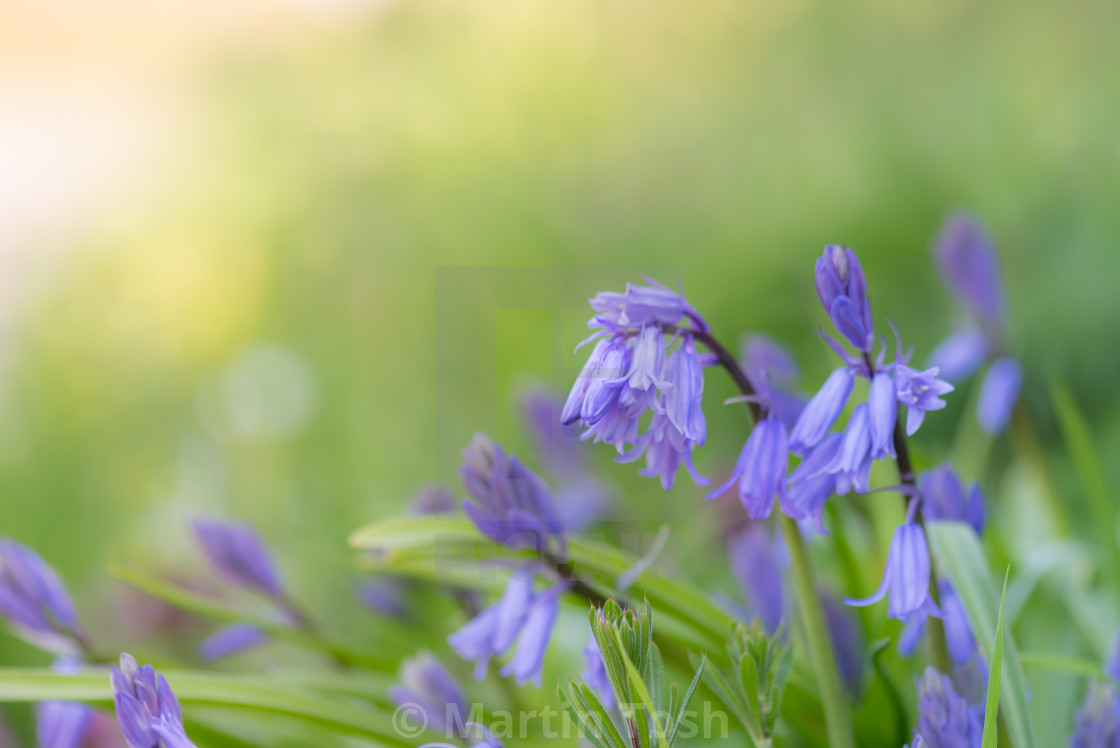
[
  {"left": 895, "top": 365, "right": 954, "bottom": 436},
  {"left": 977, "top": 357, "right": 1022, "bottom": 435},
  {"left": 581, "top": 633, "right": 615, "bottom": 709},
  {"left": 899, "top": 581, "right": 976, "bottom": 666},
  {"left": 190, "top": 520, "right": 286, "bottom": 601},
  {"left": 906, "top": 667, "right": 984, "bottom": 748},
  {"left": 820, "top": 592, "right": 864, "bottom": 694},
  {"left": 36, "top": 658, "right": 93, "bottom": 748},
  {"left": 868, "top": 372, "right": 898, "bottom": 460},
  {"left": 1071, "top": 683, "right": 1120, "bottom": 748},
  {"left": 1107, "top": 626, "right": 1120, "bottom": 682},
  {"left": 706, "top": 419, "right": 789, "bottom": 520},
  {"left": 519, "top": 389, "right": 585, "bottom": 479},
  {"left": 588, "top": 282, "right": 689, "bottom": 330},
  {"left": 355, "top": 577, "right": 408, "bottom": 619},
  {"left": 785, "top": 433, "right": 841, "bottom": 534},
  {"left": 421, "top": 724, "right": 506, "bottom": 748},
  {"left": 816, "top": 245, "right": 874, "bottom": 352},
  {"left": 789, "top": 368, "right": 853, "bottom": 455},
  {"left": 847, "top": 522, "right": 941, "bottom": 623},
  {"left": 0, "top": 711, "right": 15, "bottom": 748},
  {"left": 920, "top": 466, "right": 986, "bottom": 535},
  {"left": 111, "top": 654, "right": 197, "bottom": 748},
  {"left": 197, "top": 623, "right": 268, "bottom": 662},
  {"left": 742, "top": 335, "right": 806, "bottom": 430},
  {"left": 412, "top": 485, "right": 457, "bottom": 515},
  {"left": 728, "top": 524, "right": 786, "bottom": 634},
  {"left": 0, "top": 539, "right": 85, "bottom": 655},
  {"left": 459, "top": 435, "right": 563, "bottom": 552},
  {"left": 928, "top": 328, "right": 988, "bottom": 382},
  {"left": 933, "top": 214, "right": 1004, "bottom": 324},
  {"left": 826, "top": 404, "right": 873, "bottom": 496},
  {"left": 390, "top": 653, "right": 469, "bottom": 738},
  {"left": 447, "top": 571, "right": 561, "bottom": 687}
]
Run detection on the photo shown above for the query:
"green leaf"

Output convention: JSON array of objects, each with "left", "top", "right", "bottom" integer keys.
[
  {"left": 111, "top": 564, "right": 392, "bottom": 671},
  {"left": 351, "top": 516, "right": 729, "bottom": 650},
  {"left": 1051, "top": 379, "right": 1120, "bottom": 575},
  {"left": 1019, "top": 652, "right": 1108, "bottom": 680},
  {"left": 559, "top": 683, "right": 627, "bottom": 748},
  {"left": 981, "top": 567, "right": 1010, "bottom": 748},
  {"left": 0, "top": 669, "right": 408, "bottom": 745},
  {"left": 929, "top": 522, "right": 1036, "bottom": 748},
  {"left": 667, "top": 658, "right": 706, "bottom": 746},
  {"left": 867, "top": 638, "right": 909, "bottom": 748}
]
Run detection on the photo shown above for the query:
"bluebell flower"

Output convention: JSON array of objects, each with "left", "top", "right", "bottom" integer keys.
[
  {"left": 728, "top": 524, "right": 786, "bottom": 634},
  {"left": 198, "top": 623, "right": 269, "bottom": 662},
  {"left": 895, "top": 365, "right": 954, "bottom": 436},
  {"left": 906, "top": 667, "right": 984, "bottom": 748},
  {"left": 619, "top": 412, "right": 708, "bottom": 491},
  {"left": 977, "top": 357, "right": 1022, "bottom": 435},
  {"left": 111, "top": 654, "right": 197, "bottom": 748},
  {"left": 570, "top": 336, "right": 630, "bottom": 429},
  {"left": 868, "top": 372, "right": 897, "bottom": 460},
  {"left": 447, "top": 571, "right": 562, "bottom": 687},
  {"left": 928, "top": 328, "right": 987, "bottom": 381},
  {"left": 788, "top": 368, "right": 854, "bottom": 455},
  {"left": 707, "top": 419, "right": 789, "bottom": 520},
  {"left": 899, "top": 581, "right": 977, "bottom": 666},
  {"left": 1071, "top": 683, "right": 1120, "bottom": 748},
  {"left": 581, "top": 632, "right": 615, "bottom": 709},
  {"left": 390, "top": 653, "right": 469, "bottom": 738},
  {"left": 847, "top": 522, "right": 941, "bottom": 622},
  {"left": 0, "top": 539, "right": 86, "bottom": 655},
  {"left": 785, "top": 432, "right": 842, "bottom": 533},
  {"left": 662, "top": 337, "right": 706, "bottom": 445},
  {"left": 826, "top": 404, "right": 873, "bottom": 496},
  {"left": 459, "top": 435, "right": 564, "bottom": 552},
  {"left": 815, "top": 245, "right": 874, "bottom": 352},
  {"left": 36, "top": 658, "right": 93, "bottom": 748},
  {"left": 933, "top": 214, "right": 1004, "bottom": 324},
  {"left": 191, "top": 520, "right": 287, "bottom": 601},
  {"left": 920, "top": 465, "right": 986, "bottom": 535},
  {"left": 588, "top": 281, "right": 690, "bottom": 330}
]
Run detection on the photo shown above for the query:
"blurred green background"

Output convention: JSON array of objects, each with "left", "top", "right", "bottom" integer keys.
[{"left": 2, "top": 0, "right": 1120, "bottom": 739}]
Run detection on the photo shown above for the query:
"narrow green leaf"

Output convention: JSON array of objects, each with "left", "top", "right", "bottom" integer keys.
[
  {"left": 1051, "top": 379, "right": 1120, "bottom": 575},
  {"left": 1019, "top": 652, "right": 1108, "bottom": 680},
  {"left": 929, "top": 522, "right": 1036, "bottom": 748},
  {"left": 111, "top": 565, "right": 391, "bottom": 670},
  {"left": 981, "top": 567, "right": 1010, "bottom": 748},
  {"left": 667, "top": 657, "right": 706, "bottom": 746},
  {"left": 0, "top": 669, "right": 407, "bottom": 744},
  {"left": 614, "top": 627, "right": 669, "bottom": 748}
]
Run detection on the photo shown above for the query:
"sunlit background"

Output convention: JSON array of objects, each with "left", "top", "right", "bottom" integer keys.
[{"left": 2, "top": 0, "right": 1119, "bottom": 742}]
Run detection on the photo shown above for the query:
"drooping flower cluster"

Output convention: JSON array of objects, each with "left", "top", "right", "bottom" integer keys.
[
  {"left": 904, "top": 667, "right": 984, "bottom": 748},
  {"left": 447, "top": 570, "right": 563, "bottom": 687},
  {"left": 929, "top": 214, "right": 1022, "bottom": 435},
  {"left": 563, "top": 279, "right": 709, "bottom": 490},
  {"left": 111, "top": 654, "right": 197, "bottom": 748},
  {"left": 190, "top": 519, "right": 296, "bottom": 661}
]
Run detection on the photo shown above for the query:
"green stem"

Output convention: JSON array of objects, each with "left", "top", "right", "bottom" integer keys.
[
  {"left": 777, "top": 512, "right": 856, "bottom": 748},
  {"left": 696, "top": 326, "right": 857, "bottom": 748}
]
